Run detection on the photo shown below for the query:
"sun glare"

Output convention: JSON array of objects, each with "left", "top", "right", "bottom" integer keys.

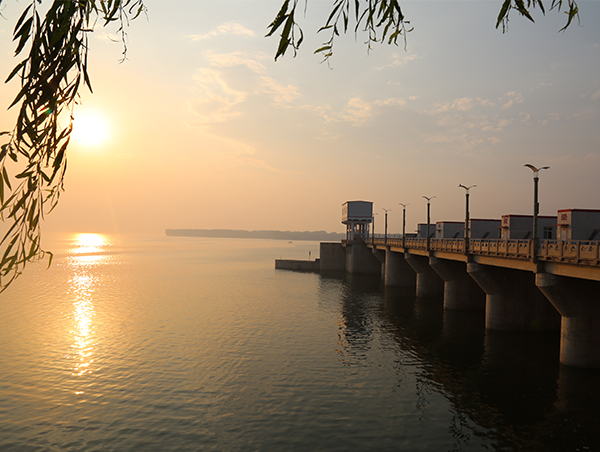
[
  {"left": 71, "top": 109, "right": 112, "bottom": 149},
  {"left": 69, "top": 233, "right": 110, "bottom": 266},
  {"left": 74, "top": 233, "right": 107, "bottom": 253}
]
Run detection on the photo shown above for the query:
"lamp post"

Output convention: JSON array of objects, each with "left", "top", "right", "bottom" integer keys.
[
  {"left": 382, "top": 208, "right": 391, "bottom": 245},
  {"left": 399, "top": 203, "right": 409, "bottom": 249},
  {"left": 422, "top": 196, "right": 435, "bottom": 251},
  {"left": 372, "top": 212, "right": 378, "bottom": 245},
  {"left": 524, "top": 164, "right": 549, "bottom": 262},
  {"left": 458, "top": 184, "right": 476, "bottom": 254}
]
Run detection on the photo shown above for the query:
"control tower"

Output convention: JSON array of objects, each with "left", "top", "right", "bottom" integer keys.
[{"left": 342, "top": 201, "right": 373, "bottom": 242}]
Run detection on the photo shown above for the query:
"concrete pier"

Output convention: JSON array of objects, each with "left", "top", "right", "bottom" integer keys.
[
  {"left": 385, "top": 248, "right": 416, "bottom": 288},
  {"left": 275, "top": 259, "right": 320, "bottom": 272},
  {"left": 372, "top": 247, "right": 386, "bottom": 280},
  {"left": 429, "top": 257, "right": 485, "bottom": 310},
  {"left": 404, "top": 251, "right": 444, "bottom": 298},
  {"left": 346, "top": 241, "right": 381, "bottom": 274},
  {"left": 536, "top": 273, "right": 600, "bottom": 368},
  {"left": 319, "top": 242, "right": 346, "bottom": 272},
  {"left": 468, "top": 263, "right": 560, "bottom": 331},
  {"left": 277, "top": 231, "right": 600, "bottom": 368}
]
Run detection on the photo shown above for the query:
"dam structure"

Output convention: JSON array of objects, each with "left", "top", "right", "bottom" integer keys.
[{"left": 277, "top": 201, "right": 600, "bottom": 369}]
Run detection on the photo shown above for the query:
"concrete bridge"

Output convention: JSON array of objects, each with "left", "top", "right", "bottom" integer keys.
[{"left": 318, "top": 237, "right": 600, "bottom": 368}]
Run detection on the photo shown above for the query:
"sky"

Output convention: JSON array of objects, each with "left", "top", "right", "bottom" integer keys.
[{"left": 0, "top": 0, "right": 599, "bottom": 237}]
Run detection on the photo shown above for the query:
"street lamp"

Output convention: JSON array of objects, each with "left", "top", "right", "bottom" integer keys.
[
  {"left": 382, "top": 208, "right": 391, "bottom": 244},
  {"left": 524, "top": 164, "right": 549, "bottom": 262},
  {"left": 458, "top": 184, "right": 476, "bottom": 254},
  {"left": 422, "top": 196, "right": 435, "bottom": 251},
  {"left": 399, "top": 203, "right": 409, "bottom": 248},
  {"left": 372, "top": 212, "right": 378, "bottom": 245}
]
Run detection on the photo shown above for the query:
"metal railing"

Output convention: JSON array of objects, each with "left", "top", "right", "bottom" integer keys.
[{"left": 361, "top": 237, "right": 600, "bottom": 266}]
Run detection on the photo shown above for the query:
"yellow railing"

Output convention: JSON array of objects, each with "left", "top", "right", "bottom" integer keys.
[{"left": 365, "top": 237, "right": 600, "bottom": 266}]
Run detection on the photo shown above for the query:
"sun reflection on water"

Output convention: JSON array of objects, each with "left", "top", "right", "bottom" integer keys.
[
  {"left": 73, "top": 233, "right": 107, "bottom": 253},
  {"left": 70, "top": 274, "right": 96, "bottom": 376},
  {"left": 66, "top": 233, "right": 110, "bottom": 381},
  {"left": 69, "top": 233, "right": 109, "bottom": 267}
]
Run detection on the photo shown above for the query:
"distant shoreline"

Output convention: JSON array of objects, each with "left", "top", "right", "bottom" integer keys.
[{"left": 165, "top": 229, "right": 344, "bottom": 242}]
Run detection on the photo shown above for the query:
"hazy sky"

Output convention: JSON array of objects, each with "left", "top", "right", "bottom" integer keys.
[{"left": 1, "top": 0, "right": 599, "bottom": 236}]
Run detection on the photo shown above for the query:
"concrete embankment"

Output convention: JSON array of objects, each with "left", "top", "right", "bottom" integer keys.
[
  {"left": 275, "top": 243, "right": 347, "bottom": 273},
  {"left": 275, "top": 259, "right": 320, "bottom": 272}
]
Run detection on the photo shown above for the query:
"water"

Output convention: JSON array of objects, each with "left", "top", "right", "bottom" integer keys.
[{"left": 1, "top": 233, "right": 599, "bottom": 451}]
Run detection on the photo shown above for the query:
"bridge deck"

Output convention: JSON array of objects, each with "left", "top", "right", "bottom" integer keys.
[{"left": 352, "top": 237, "right": 600, "bottom": 281}]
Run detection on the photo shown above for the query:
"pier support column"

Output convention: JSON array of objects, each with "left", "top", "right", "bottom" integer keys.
[
  {"left": 372, "top": 247, "right": 386, "bottom": 280},
  {"left": 385, "top": 249, "right": 416, "bottom": 288},
  {"left": 536, "top": 273, "right": 600, "bottom": 368},
  {"left": 429, "top": 257, "right": 485, "bottom": 310},
  {"left": 467, "top": 263, "right": 560, "bottom": 331},
  {"left": 404, "top": 251, "right": 444, "bottom": 298},
  {"left": 319, "top": 242, "right": 346, "bottom": 272},
  {"left": 345, "top": 241, "right": 381, "bottom": 275}
]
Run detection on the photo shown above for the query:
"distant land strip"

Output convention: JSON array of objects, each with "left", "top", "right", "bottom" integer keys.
[{"left": 165, "top": 229, "right": 344, "bottom": 241}]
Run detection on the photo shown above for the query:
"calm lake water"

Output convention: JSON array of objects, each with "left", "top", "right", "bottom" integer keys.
[{"left": 1, "top": 233, "right": 599, "bottom": 452}]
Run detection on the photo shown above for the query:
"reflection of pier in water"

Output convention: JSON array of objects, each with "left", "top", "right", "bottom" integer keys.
[
  {"left": 320, "top": 272, "right": 600, "bottom": 451},
  {"left": 314, "top": 236, "right": 600, "bottom": 369}
]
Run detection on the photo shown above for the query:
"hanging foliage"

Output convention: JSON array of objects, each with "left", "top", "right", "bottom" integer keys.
[
  {"left": 0, "top": 0, "right": 146, "bottom": 290},
  {"left": 266, "top": 0, "right": 579, "bottom": 61}
]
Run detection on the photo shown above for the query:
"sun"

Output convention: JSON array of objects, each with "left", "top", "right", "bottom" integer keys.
[{"left": 71, "top": 109, "right": 112, "bottom": 149}]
